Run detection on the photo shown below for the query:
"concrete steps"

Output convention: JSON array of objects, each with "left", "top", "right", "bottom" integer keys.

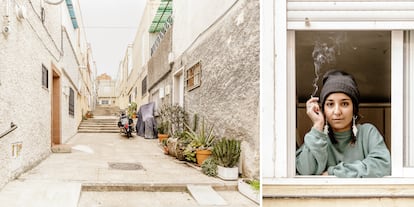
[
  {"left": 78, "top": 117, "right": 120, "bottom": 133},
  {"left": 92, "top": 105, "right": 122, "bottom": 116},
  {"left": 78, "top": 105, "right": 124, "bottom": 133}
]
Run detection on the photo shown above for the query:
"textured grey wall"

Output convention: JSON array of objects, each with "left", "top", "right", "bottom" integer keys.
[{"left": 182, "top": 0, "right": 260, "bottom": 178}]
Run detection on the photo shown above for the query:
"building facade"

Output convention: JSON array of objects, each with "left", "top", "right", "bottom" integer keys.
[
  {"left": 262, "top": 0, "right": 414, "bottom": 205},
  {"left": 97, "top": 73, "right": 116, "bottom": 106},
  {"left": 116, "top": 0, "right": 158, "bottom": 111},
  {"left": 0, "top": 0, "right": 93, "bottom": 189},
  {"left": 145, "top": 0, "right": 260, "bottom": 179}
]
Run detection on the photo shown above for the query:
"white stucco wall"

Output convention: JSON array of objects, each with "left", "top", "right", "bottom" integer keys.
[
  {"left": 0, "top": 0, "right": 61, "bottom": 188},
  {"left": 0, "top": 0, "right": 91, "bottom": 189},
  {"left": 172, "top": 0, "right": 237, "bottom": 56}
]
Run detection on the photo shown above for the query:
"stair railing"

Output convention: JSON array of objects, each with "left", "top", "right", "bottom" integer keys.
[{"left": 0, "top": 122, "right": 18, "bottom": 139}]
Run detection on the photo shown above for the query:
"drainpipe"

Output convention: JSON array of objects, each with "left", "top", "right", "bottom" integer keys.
[{"left": 2, "top": 0, "right": 10, "bottom": 36}]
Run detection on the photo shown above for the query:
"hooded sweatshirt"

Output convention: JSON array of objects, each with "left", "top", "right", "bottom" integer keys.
[{"left": 296, "top": 123, "right": 391, "bottom": 178}]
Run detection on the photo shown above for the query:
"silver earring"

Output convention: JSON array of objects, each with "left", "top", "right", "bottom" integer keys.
[
  {"left": 352, "top": 115, "right": 358, "bottom": 137},
  {"left": 324, "top": 120, "right": 329, "bottom": 135}
]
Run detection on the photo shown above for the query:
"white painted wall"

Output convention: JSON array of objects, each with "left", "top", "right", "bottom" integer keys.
[{"left": 172, "top": 0, "right": 237, "bottom": 56}]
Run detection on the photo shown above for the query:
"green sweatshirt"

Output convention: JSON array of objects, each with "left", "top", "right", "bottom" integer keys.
[{"left": 296, "top": 123, "right": 391, "bottom": 178}]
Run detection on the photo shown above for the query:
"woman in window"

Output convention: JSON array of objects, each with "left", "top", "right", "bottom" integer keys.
[{"left": 296, "top": 70, "right": 391, "bottom": 177}]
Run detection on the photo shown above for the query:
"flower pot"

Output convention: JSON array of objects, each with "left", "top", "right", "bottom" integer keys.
[
  {"left": 158, "top": 133, "right": 169, "bottom": 143},
  {"left": 163, "top": 146, "right": 169, "bottom": 155},
  {"left": 238, "top": 179, "right": 260, "bottom": 204},
  {"left": 196, "top": 149, "right": 212, "bottom": 166},
  {"left": 217, "top": 165, "right": 238, "bottom": 180}
]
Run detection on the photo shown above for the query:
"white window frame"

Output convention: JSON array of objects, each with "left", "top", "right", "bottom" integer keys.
[{"left": 262, "top": 0, "right": 414, "bottom": 184}]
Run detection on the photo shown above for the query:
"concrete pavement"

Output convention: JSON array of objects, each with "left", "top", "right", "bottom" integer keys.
[{"left": 0, "top": 118, "right": 259, "bottom": 206}]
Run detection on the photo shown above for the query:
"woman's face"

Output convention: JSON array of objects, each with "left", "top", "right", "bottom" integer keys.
[{"left": 323, "top": 93, "right": 353, "bottom": 132}]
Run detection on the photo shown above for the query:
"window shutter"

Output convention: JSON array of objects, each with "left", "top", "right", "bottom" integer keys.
[{"left": 287, "top": 1, "right": 414, "bottom": 29}]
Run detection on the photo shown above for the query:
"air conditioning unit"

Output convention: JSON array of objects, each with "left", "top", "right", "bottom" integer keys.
[{"left": 168, "top": 52, "right": 174, "bottom": 65}]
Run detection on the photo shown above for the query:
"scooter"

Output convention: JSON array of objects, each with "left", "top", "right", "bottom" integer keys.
[{"left": 118, "top": 113, "right": 134, "bottom": 138}]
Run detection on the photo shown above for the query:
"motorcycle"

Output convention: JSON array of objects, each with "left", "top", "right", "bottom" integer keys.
[{"left": 118, "top": 113, "right": 134, "bottom": 138}]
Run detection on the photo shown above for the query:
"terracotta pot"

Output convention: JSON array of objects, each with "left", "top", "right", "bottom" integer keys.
[
  {"left": 196, "top": 149, "right": 212, "bottom": 166},
  {"left": 158, "top": 133, "right": 169, "bottom": 142},
  {"left": 163, "top": 146, "right": 169, "bottom": 155}
]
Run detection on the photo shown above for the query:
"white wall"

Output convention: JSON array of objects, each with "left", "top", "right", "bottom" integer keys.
[{"left": 172, "top": 0, "right": 237, "bottom": 56}]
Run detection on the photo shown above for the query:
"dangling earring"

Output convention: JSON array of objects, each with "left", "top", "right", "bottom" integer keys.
[
  {"left": 324, "top": 119, "right": 329, "bottom": 135},
  {"left": 352, "top": 115, "right": 358, "bottom": 137}
]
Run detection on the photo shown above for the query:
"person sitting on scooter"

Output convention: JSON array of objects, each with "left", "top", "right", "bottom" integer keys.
[{"left": 118, "top": 112, "right": 128, "bottom": 127}]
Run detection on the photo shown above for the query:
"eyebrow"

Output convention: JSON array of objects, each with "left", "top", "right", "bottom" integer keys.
[{"left": 325, "top": 98, "right": 352, "bottom": 102}]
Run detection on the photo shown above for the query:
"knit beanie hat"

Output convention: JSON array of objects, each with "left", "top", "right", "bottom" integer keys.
[{"left": 320, "top": 70, "right": 360, "bottom": 114}]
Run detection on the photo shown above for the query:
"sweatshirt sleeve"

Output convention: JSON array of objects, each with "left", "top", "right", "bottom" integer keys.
[
  {"left": 296, "top": 127, "right": 329, "bottom": 175},
  {"left": 327, "top": 124, "right": 391, "bottom": 178}
]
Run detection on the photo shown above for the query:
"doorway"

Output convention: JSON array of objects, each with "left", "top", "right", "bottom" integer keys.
[{"left": 51, "top": 66, "right": 61, "bottom": 145}]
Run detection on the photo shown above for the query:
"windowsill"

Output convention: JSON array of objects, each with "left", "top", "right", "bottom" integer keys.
[{"left": 263, "top": 177, "right": 414, "bottom": 198}]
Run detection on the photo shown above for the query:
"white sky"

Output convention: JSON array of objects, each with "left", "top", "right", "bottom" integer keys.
[{"left": 78, "top": 0, "right": 146, "bottom": 79}]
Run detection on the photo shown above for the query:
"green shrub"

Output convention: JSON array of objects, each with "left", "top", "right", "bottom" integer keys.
[{"left": 201, "top": 157, "right": 217, "bottom": 177}]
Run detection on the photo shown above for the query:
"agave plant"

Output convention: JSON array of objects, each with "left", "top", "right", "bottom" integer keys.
[
  {"left": 212, "top": 138, "right": 241, "bottom": 168},
  {"left": 184, "top": 118, "right": 216, "bottom": 150}
]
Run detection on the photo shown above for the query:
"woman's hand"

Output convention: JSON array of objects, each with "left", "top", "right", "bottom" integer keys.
[{"left": 306, "top": 97, "right": 325, "bottom": 132}]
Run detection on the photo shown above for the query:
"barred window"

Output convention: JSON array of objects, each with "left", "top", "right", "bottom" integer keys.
[
  {"left": 142, "top": 76, "right": 147, "bottom": 96},
  {"left": 69, "top": 88, "right": 74, "bottom": 116},
  {"left": 186, "top": 62, "right": 201, "bottom": 91},
  {"left": 42, "top": 65, "right": 48, "bottom": 89}
]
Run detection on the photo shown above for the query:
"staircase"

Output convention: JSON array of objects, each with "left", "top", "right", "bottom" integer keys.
[
  {"left": 78, "top": 105, "right": 123, "bottom": 133},
  {"left": 78, "top": 118, "right": 120, "bottom": 133}
]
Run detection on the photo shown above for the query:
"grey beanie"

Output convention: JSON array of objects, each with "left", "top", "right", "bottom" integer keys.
[{"left": 320, "top": 71, "right": 360, "bottom": 114}]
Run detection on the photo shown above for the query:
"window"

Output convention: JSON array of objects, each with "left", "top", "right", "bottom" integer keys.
[
  {"left": 295, "top": 31, "right": 391, "bottom": 151},
  {"left": 263, "top": 30, "right": 414, "bottom": 179},
  {"left": 42, "top": 65, "right": 48, "bottom": 89},
  {"left": 142, "top": 76, "right": 147, "bottom": 96},
  {"left": 69, "top": 88, "right": 74, "bottom": 116},
  {"left": 186, "top": 62, "right": 201, "bottom": 91}
]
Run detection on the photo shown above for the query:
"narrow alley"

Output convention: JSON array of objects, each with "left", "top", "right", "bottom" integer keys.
[
  {"left": 0, "top": 0, "right": 260, "bottom": 206},
  {"left": 0, "top": 112, "right": 258, "bottom": 206}
]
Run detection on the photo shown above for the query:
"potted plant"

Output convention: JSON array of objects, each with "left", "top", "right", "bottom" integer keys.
[
  {"left": 184, "top": 118, "right": 216, "bottom": 166},
  {"left": 128, "top": 102, "right": 137, "bottom": 118},
  {"left": 157, "top": 121, "right": 169, "bottom": 142},
  {"left": 238, "top": 178, "right": 260, "bottom": 204},
  {"left": 86, "top": 111, "right": 93, "bottom": 118},
  {"left": 161, "top": 138, "right": 169, "bottom": 155},
  {"left": 201, "top": 157, "right": 218, "bottom": 177},
  {"left": 158, "top": 103, "right": 188, "bottom": 136},
  {"left": 170, "top": 131, "right": 190, "bottom": 161},
  {"left": 212, "top": 138, "right": 241, "bottom": 180}
]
